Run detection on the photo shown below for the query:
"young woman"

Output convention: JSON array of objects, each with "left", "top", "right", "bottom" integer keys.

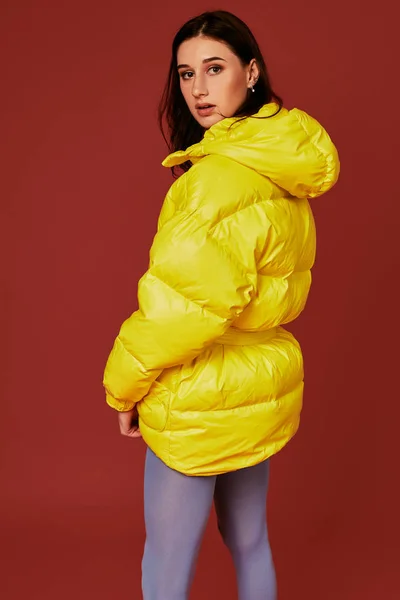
[{"left": 103, "top": 10, "right": 340, "bottom": 600}]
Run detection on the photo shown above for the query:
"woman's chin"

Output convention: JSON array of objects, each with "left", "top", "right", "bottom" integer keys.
[{"left": 195, "top": 113, "right": 225, "bottom": 129}]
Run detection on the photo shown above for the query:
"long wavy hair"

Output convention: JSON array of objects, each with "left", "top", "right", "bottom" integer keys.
[{"left": 158, "top": 10, "right": 283, "bottom": 176}]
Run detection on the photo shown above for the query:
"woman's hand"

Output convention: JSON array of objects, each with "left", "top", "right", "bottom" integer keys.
[{"left": 118, "top": 406, "right": 142, "bottom": 438}]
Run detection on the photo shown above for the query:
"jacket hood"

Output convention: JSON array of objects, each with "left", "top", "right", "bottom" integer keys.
[{"left": 162, "top": 102, "right": 340, "bottom": 199}]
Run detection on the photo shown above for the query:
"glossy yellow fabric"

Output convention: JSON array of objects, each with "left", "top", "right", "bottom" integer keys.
[{"left": 103, "top": 102, "right": 340, "bottom": 475}]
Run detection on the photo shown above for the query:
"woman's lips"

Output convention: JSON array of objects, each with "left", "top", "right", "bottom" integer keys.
[{"left": 196, "top": 105, "right": 215, "bottom": 116}]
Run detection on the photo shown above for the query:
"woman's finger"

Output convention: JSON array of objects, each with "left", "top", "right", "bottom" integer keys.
[
  {"left": 117, "top": 410, "right": 142, "bottom": 438},
  {"left": 129, "top": 427, "right": 142, "bottom": 438}
]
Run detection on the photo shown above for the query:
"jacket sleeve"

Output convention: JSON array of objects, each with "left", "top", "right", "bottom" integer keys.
[{"left": 103, "top": 201, "right": 258, "bottom": 412}]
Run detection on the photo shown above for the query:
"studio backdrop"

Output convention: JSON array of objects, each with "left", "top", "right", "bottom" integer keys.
[{"left": 1, "top": 1, "right": 398, "bottom": 599}]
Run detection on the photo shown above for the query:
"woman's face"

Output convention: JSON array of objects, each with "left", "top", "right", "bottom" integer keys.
[{"left": 177, "top": 36, "right": 259, "bottom": 129}]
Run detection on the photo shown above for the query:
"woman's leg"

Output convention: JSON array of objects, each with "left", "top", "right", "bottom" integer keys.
[
  {"left": 214, "top": 459, "right": 277, "bottom": 600},
  {"left": 141, "top": 447, "right": 216, "bottom": 600}
]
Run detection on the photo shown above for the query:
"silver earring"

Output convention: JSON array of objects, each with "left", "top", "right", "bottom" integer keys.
[{"left": 251, "top": 85, "right": 255, "bottom": 93}]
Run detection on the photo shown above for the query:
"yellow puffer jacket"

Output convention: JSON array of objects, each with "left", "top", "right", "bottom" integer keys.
[{"left": 103, "top": 102, "right": 340, "bottom": 475}]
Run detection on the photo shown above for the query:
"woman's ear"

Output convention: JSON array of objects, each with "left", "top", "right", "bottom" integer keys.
[{"left": 248, "top": 59, "right": 260, "bottom": 86}]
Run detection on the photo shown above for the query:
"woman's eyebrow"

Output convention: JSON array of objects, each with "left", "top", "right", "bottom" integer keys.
[{"left": 177, "top": 56, "right": 227, "bottom": 69}]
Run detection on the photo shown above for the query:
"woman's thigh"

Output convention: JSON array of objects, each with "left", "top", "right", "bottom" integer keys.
[
  {"left": 142, "top": 447, "right": 216, "bottom": 590},
  {"left": 214, "top": 458, "right": 271, "bottom": 550}
]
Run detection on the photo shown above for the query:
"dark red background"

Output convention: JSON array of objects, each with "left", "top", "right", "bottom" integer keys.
[{"left": 1, "top": 1, "right": 399, "bottom": 598}]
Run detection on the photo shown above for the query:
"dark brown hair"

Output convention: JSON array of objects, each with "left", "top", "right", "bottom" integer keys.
[{"left": 158, "top": 10, "right": 283, "bottom": 175}]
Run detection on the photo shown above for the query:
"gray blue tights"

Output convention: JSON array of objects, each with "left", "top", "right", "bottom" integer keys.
[{"left": 142, "top": 447, "right": 277, "bottom": 600}]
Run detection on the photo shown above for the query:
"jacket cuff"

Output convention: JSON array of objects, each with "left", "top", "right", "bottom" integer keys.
[{"left": 105, "top": 391, "right": 135, "bottom": 412}]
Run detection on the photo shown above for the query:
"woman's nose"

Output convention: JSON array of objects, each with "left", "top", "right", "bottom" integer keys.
[{"left": 191, "top": 76, "right": 208, "bottom": 98}]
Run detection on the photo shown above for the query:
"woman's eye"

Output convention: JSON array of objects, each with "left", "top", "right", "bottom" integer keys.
[{"left": 180, "top": 66, "right": 222, "bottom": 80}]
